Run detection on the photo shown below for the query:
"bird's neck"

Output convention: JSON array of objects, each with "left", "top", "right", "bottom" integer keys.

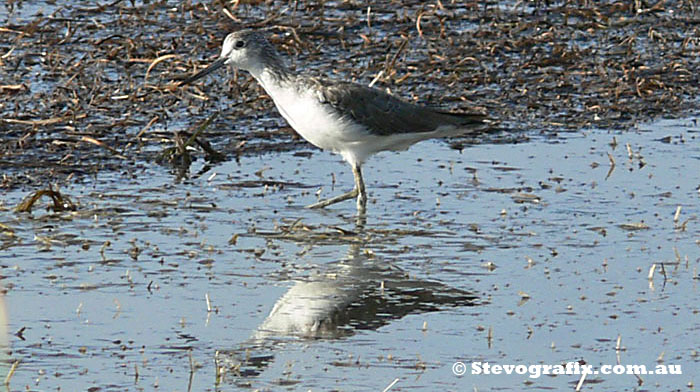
[
  {"left": 247, "top": 58, "right": 294, "bottom": 95},
  {"left": 247, "top": 62, "right": 309, "bottom": 132},
  {"left": 252, "top": 65, "right": 303, "bottom": 126}
]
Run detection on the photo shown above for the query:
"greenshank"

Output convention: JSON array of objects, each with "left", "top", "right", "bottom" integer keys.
[{"left": 181, "top": 30, "right": 487, "bottom": 212}]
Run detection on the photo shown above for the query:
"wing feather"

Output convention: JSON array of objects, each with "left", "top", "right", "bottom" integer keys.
[{"left": 314, "top": 80, "right": 486, "bottom": 136}]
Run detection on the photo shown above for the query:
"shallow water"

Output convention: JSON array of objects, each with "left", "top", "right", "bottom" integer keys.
[{"left": 1, "top": 117, "right": 698, "bottom": 391}]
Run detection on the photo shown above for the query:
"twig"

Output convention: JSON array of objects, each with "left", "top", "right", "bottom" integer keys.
[
  {"left": 81, "top": 136, "right": 127, "bottom": 159},
  {"left": 575, "top": 370, "right": 586, "bottom": 391},
  {"left": 605, "top": 152, "right": 616, "bottom": 180},
  {"left": 385, "top": 37, "right": 409, "bottom": 76},
  {"left": 659, "top": 262, "right": 667, "bottom": 282},
  {"left": 4, "top": 360, "right": 19, "bottom": 385},
  {"left": 382, "top": 378, "right": 399, "bottom": 392},
  {"left": 15, "top": 187, "right": 77, "bottom": 213},
  {"left": 145, "top": 54, "right": 177, "bottom": 83},
  {"left": 187, "top": 349, "right": 195, "bottom": 392},
  {"left": 369, "top": 70, "right": 384, "bottom": 88},
  {"left": 135, "top": 116, "right": 159, "bottom": 140}
]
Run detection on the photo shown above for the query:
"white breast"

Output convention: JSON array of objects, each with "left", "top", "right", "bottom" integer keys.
[
  {"left": 255, "top": 73, "right": 373, "bottom": 164},
  {"left": 272, "top": 87, "right": 369, "bottom": 149}
]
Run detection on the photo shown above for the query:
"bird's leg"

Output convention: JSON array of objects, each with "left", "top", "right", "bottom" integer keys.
[
  {"left": 352, "top": 164, "right": 367, "bottom": 213},
  {"left": 305, "top": 163, "right": 367, "bottom": 210}
]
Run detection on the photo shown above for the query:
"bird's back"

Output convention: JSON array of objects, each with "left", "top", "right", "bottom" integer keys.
[{"left": 312, "top": 78, "right": 487, "bottom": 137}]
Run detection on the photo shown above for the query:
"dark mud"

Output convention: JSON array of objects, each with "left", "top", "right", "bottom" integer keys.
[
  {"left": 1, "top": 4, "right": 699, "bottom": 389},
  {"left": 1, "top": 0, "right": 699, "bottom": 189}
]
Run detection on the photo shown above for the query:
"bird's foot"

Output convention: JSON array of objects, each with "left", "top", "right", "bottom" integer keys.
[{"left": 306, "top": 188, "right": 359, "bottom": 209}]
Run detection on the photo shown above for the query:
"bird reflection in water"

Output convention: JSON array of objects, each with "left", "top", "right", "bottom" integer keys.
[{"left": 214, "top": 243, "right": 480, "bottom": 382}]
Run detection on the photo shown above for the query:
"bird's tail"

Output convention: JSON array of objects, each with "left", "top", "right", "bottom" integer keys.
[
  {"left": 429, "top": 110, "right": 493, "bottom": 137},
  {"left": 435, "top": 110, "right": 489, "bottom": 128}
]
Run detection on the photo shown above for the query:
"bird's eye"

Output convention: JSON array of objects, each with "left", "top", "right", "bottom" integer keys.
[{"left": 234, "top": 40, "right": 245, "bottom": 49}]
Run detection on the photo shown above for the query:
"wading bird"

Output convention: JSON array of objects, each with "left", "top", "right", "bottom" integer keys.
[{"left": 181, "top": 30, "right": 488, "bottom": 213}]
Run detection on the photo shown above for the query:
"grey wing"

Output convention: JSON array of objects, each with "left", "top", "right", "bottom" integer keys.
[{"left": 317, "top": 81, "right": 486, "bottom": 136}]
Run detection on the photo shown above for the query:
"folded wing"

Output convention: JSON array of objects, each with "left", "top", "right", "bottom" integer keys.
[{"left": 315, "top": 80, "right": 487, "bottom": 136}]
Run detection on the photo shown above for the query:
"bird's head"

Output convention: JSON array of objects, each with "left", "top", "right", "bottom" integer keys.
[
  {"left": 181, "top": 30, "right": 277, "bottom": 85},
  {"left": 220, "top": 30, "right": 275, "bottom": 71}
]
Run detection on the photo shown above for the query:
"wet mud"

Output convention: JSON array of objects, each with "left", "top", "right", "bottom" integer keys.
[
  {"left": 0, "top": 1, "right": 699, "bottom": 391},
  {"left": 1, "top": 0, "right": 699, "bottom": 188}
]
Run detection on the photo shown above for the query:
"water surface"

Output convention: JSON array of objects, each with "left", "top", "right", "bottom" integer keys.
[{"left": 1, "top": 118, "right": 698, "bottom": 391}]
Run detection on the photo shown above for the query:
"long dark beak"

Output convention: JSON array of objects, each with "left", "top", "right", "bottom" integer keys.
[{"left": 180, "top": 57, "right": 227, "bottom": 85}]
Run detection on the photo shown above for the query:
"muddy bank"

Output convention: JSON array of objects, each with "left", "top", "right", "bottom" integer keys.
[{"left": 1, "top": 0, "right": 699, "bottom": 190}]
